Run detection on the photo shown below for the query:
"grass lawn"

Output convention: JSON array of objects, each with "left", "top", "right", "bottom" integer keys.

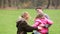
[{"left": 0, "top": 9, "right": 60, "bottom": 34}]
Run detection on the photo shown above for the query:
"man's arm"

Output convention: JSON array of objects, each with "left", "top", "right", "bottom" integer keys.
[{"left": 45, "top": 14, "right": 50, "bottom": 19}]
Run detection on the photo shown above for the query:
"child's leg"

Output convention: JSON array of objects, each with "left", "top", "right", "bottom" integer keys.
[
  {"left": 32, "top": 30, "right": 41, "bottom": 34},
  {"left": 42, "top": 32, "right": 48, "bottom": 34},
  {"left": 46, "top": 32, "right": 48, "bottom": 34},
  {"left": 46, "top": 30, "right": 49, "bottom": 34},
  {"left": 46, "top": 33, "right": 48, "bottom": 34}
]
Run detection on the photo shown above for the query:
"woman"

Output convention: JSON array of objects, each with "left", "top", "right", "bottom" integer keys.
[{"left": 16, "top": 12, "right": 38, "bottom": 34}]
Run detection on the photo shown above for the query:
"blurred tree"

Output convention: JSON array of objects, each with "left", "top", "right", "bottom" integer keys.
[
  {"left": 8, "top": 0, "right": 11, "bottom": 7},
  {"left": 0, "top": 0, "right": 2, "bottom": 8},
  {"left": 51, "top": 0, "right": 60, "bottom": 9},
  {"left": 0, "top": 0, "right": 60, "bottom": 9},
  {"left": 46, "top": 0, "right": 50, "bottom": 9},
  {"left": 36, "top": 0, "right": 45, "bottom": 7},
  {"left": 54, "top": 0, "right": 60, "bottom": 9},
  {"left": 3, "top": 0, "right": 6, "bottom": 8}
]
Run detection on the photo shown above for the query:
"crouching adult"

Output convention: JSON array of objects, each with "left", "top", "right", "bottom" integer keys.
[{"left": 16, "top": 12, "right": 38, "bottom": 34}]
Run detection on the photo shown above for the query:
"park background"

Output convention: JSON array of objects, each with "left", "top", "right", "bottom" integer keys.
[{"left": 0, "top": 0, "right": 60, "bottom": 34}]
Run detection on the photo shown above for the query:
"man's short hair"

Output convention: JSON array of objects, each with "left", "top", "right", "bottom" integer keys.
[{"left": 35, "top": 6, "right": 43, "bottom": 10}]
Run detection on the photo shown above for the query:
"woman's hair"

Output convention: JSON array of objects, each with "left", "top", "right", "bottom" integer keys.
[
  {"left": 21, "top": 12, "right": 29, "bottom": 20},
  {"left": 36, "top": 13, "right": 45, "bottom": 19}
]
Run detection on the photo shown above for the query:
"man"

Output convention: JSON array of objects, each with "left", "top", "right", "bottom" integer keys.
[
  {"left": 32, "top": 6, "right": 51, "bottom": 34},
  {"left": 35, "top": 6, "right": 50, "bottom": 19}
]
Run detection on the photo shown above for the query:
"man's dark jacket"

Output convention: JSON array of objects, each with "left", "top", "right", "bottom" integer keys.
[{"left": 16, "top": 18, "right": 38, "bottom": 34}]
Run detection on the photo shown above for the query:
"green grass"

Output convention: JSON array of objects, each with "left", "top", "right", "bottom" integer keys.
[{"left": 0, "top": 9, "right": 60, "bottom": 34}]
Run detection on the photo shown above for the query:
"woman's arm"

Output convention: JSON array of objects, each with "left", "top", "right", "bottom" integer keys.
[{"left": 21, "top": 21, "right": 38, "bottom": 32}]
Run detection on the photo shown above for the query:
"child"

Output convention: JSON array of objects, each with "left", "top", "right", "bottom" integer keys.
[{"left": 33, "top": 13, "right": 53, "bottom": 34}]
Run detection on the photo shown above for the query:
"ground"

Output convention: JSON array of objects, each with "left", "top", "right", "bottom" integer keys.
[{"left": 0, "top": 9, "right": 60, "bottom": 34}]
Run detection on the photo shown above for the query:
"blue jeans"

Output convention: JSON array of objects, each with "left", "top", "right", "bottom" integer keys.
[{"left": 33, "top": 30, "right": 41, "bottom": 34}]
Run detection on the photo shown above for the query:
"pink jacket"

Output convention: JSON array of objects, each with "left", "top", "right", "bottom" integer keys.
[{"left": 33, "top": 17, "right": 53, "bottom": 34}]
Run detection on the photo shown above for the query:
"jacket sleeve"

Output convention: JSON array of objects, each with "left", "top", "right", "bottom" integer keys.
[
  {"left": 16, "top": 22, "right": 19, "bottom": 27},
  {"left": 33, "top": 19, "right": 41, "bottom": 28},
  {"left": 21, "top": 21, "right": 38, "bottom": 32},
  {"left": 46, "top": 19, "right": 53, "bottom": 28},
  {"left": 45, "top": 14, "right": 50, "bottom": 19},
  {"left": 16, "top": 21, "right": 21, "bottom": 27}
]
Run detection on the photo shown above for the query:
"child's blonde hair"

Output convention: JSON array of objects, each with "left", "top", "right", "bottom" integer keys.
[{"left": 36, "top": 13, "right": 45, "bottom": 19}]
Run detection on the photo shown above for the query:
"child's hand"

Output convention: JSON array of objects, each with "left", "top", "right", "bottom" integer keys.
[
  {"left": 38, "top": 26, "right": 42, "bottom": 29},
  {"left": 45, "top": 24, "right": 50, "bottom": 28},
  {"left": 39, "top": 24, "right": 45, "bottom": 27}
]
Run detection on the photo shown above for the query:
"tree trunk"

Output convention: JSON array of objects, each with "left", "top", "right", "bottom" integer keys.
[
  {"left": 0, "top": 0, "right": 2, "bottom": 8},
  {"left": 55, "top": 0, "right": 59, "bottom": 9},
  {"left": 46, "top": 0, "right": 50, "bottom": 9},
  {"left": 8, "top": 0, "right": 11, "bottom": 7},
  {"left": 3, "top": 0, "right": 6, "bottom": 8}
]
